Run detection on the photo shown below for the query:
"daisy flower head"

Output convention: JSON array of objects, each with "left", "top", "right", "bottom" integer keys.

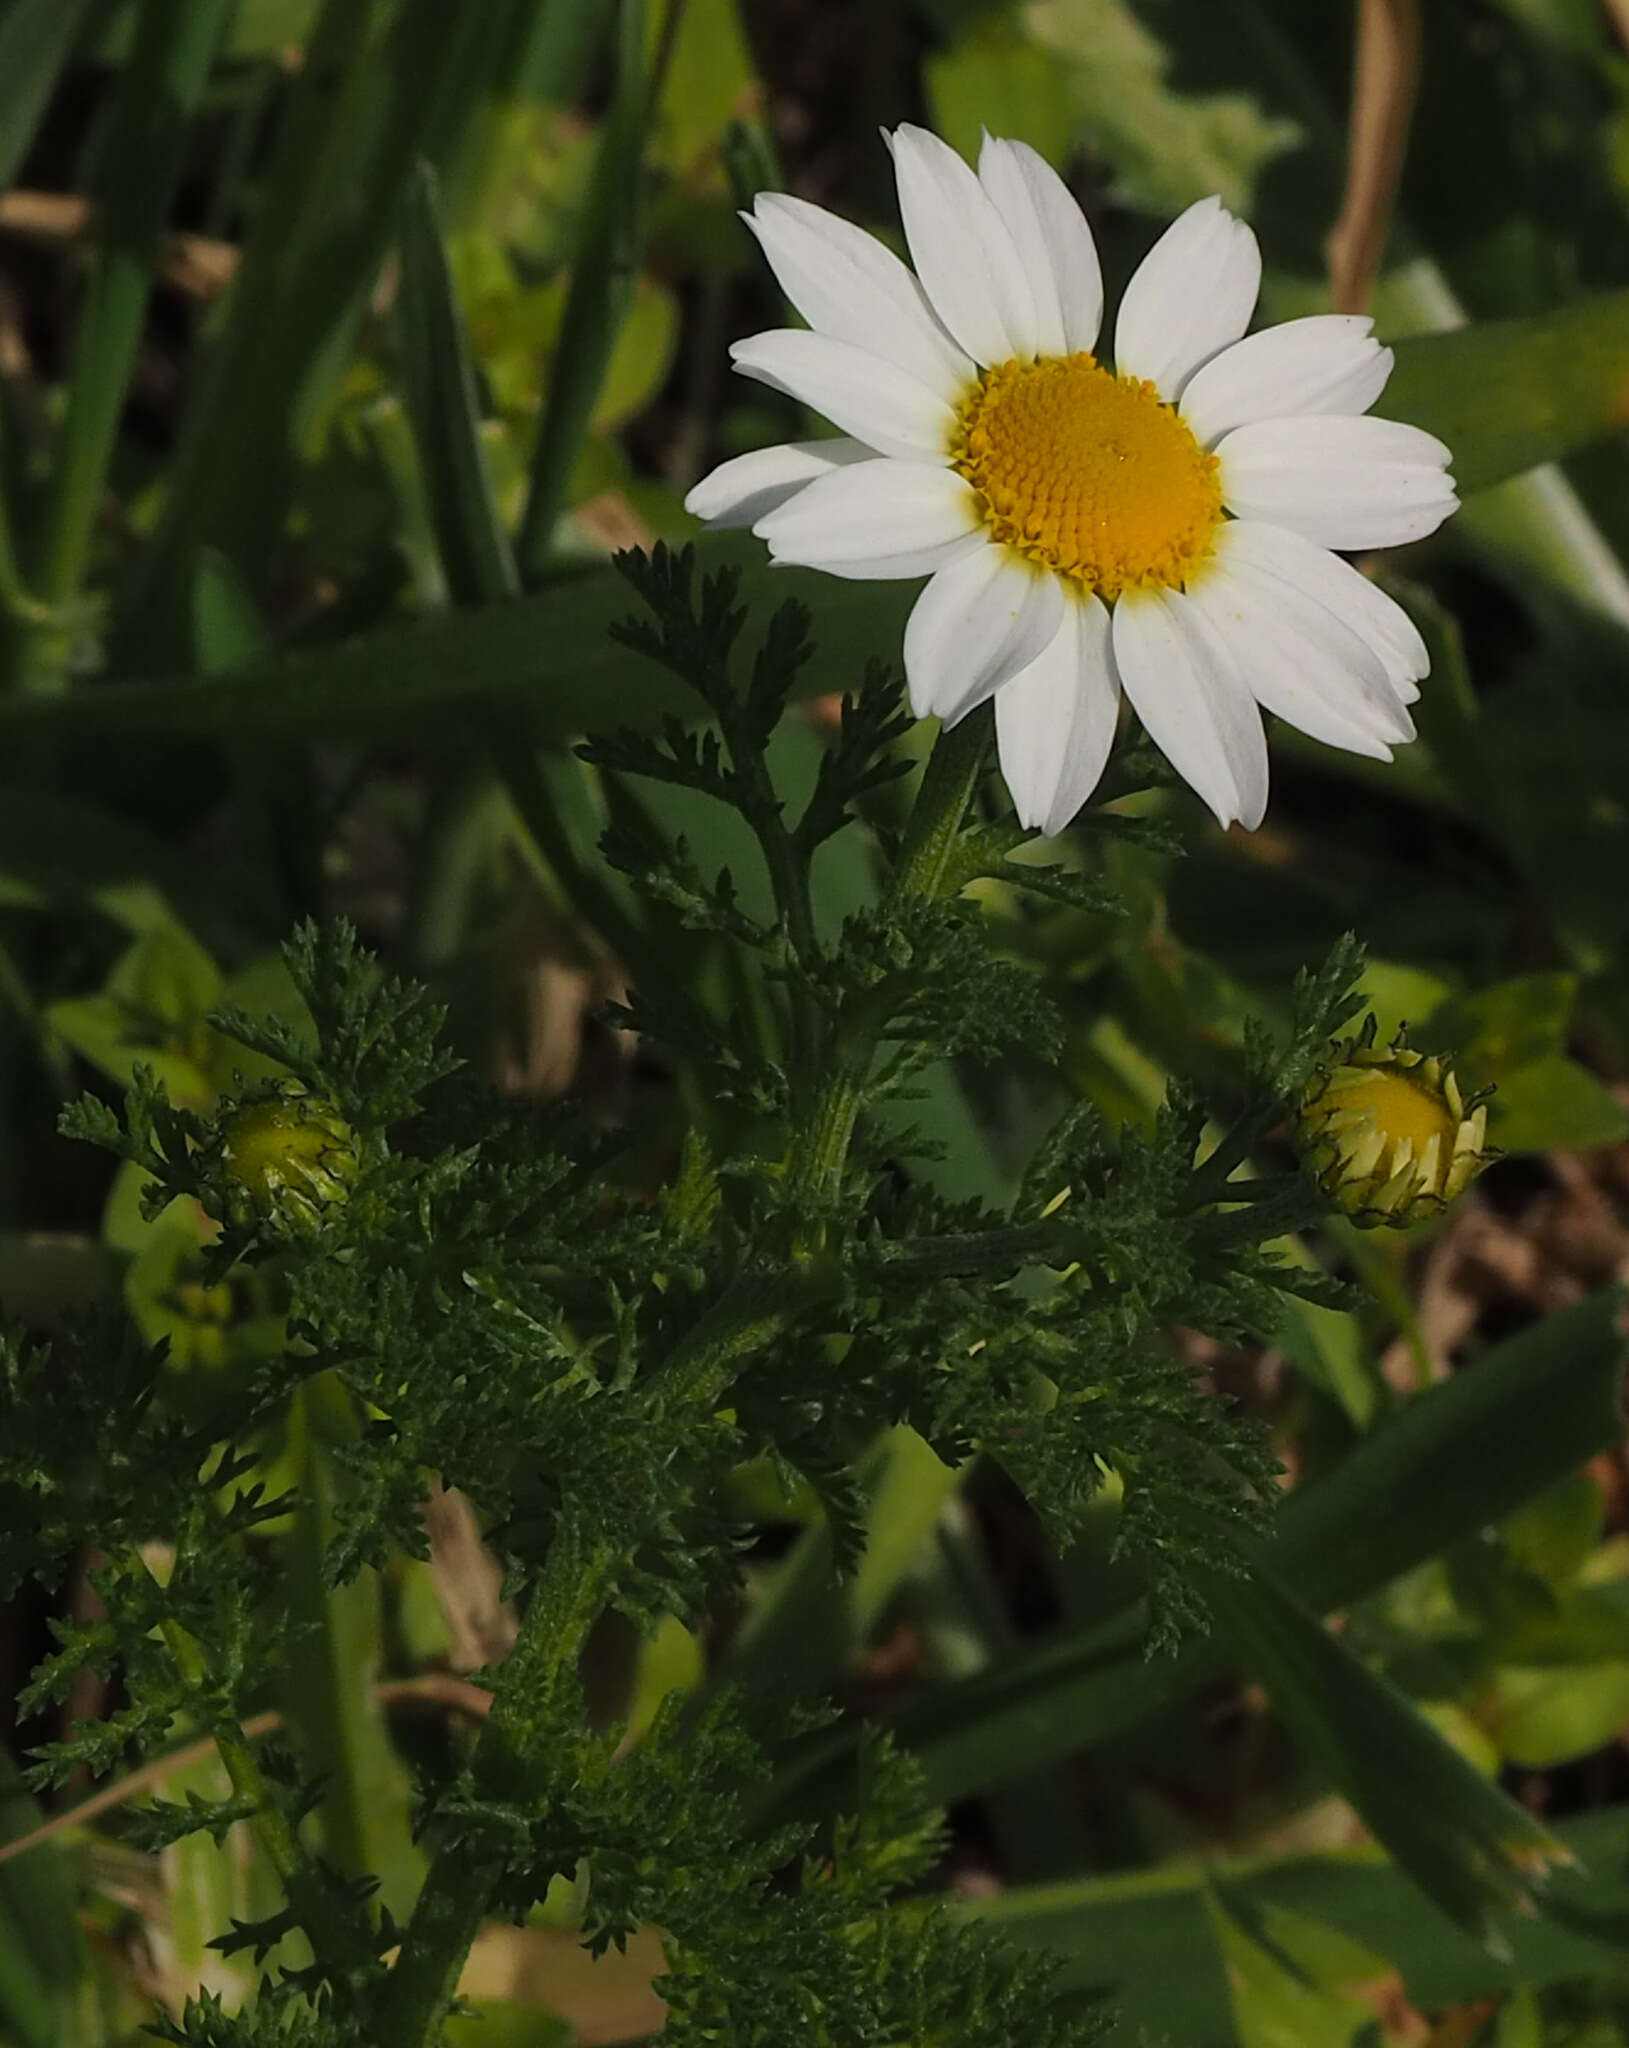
[{"left": 685, "top": 126, "right": 1458, "bottom": 835}]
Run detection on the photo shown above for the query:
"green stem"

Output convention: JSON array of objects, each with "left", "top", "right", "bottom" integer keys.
[
  {"left": 374, "top": 713, "right": 991, "bottom": 2041},
  {"left": 794, "top": 708, "right": 994, "bottom": 1205},
  {"left": 375, "top": 1262, "right": 802, "bottom": 2046},
  {"left": 153, "top": 1610, "right": 376, "bottom": 1980},
  {"left": 890, "top": 708, "right": 994, "bottom": 905},
  {"left": 493, "top": 718, "right": 647, "bottom": 967},
  {"left": 369, "top": 1516, "right": 618, "bottom": 2044}
]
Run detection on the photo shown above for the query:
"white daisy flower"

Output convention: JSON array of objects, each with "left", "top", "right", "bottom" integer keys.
[{"left": 684, "top": 126, "right": 1458, "bottom": 835}]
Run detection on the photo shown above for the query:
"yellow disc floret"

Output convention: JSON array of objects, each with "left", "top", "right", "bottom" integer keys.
[
  {"left": 1296, "top": 1021, "right": 1492, "bottom": 1228},
  {"left": 951, "top": 353, "right": 1223, "bottom": 599}
]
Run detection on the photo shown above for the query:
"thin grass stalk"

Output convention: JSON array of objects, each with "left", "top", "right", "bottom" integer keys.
[
  {"left": 25, "top": 0, "right": 231, "bottom": 690},
  {"left": 122, "top": 0, "right": 495, "bottom": 666},
  {"left": 514, "top": 0, "right": 650, "bottom": 582}
]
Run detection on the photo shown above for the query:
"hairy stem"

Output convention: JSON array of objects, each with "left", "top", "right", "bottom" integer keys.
[
  {"left": 153, "top": 1610, "right": 377, "bottom": 1981},
  {"left": 376, "top": 712, "right": 992, "bottom": 2042},
  {"left": 794, "top": 707, "right": 993, "bottom": 1206},
  {"left": 371, "top": 1517, "right": 619, "bottom": 2043}
]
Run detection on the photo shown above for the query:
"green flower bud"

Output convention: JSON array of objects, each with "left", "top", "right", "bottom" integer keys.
[
  {"left": 205, "top": 1082, "right": 360, "bottom": 1239},
  {"left": 1297, "top": 1021, "right": 1491, "bottom": 1227}
]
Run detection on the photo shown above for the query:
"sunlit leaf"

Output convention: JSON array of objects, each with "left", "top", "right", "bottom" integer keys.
[
  {"left": 1379, "top": 292, "right": 1629, "bottom": 496},
  {"left": 1021, "top": 0, "right": 1303, "bottom": 213}
]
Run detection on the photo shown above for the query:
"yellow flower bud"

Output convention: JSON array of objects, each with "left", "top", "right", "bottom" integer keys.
[
  {"left": 206, "top": 1082, "right": 360, "bottom": 1239},
  {"left": 1297, "top": 1021, "right": 1491, "bottom": 1227}
]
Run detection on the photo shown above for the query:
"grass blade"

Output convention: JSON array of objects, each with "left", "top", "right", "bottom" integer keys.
[
  {"left": 396, "top": 159, "right": 518, "bottom": 605},
  {"left": 1202, "top": 1559, "right": 1571, "bottom": 1947},
  {"left": 124, "top": 0, "right": 501, "bottom": 663},
  {"left": 29, "top": 0, "right": 233, "bottom": 676},
  {"left": 972, "top": 1804, "right": 1629, "bottom": 2044},
  {"left": 762, "top": 1287, "right": 1626, "bottom": 1815},
  {"left": 714, "top": 1427, "right": 962, "bottom": 1702},
  {"left": 0, "top": 538, "right": 916, "bottom": 743},
  {"left": 515, "top": 0, "right": 648, "bottom": 579},
  {"left": 0, "top": 0, "right": 93, "bottom": 195}
]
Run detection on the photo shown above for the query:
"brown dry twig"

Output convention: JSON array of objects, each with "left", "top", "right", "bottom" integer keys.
[
  {"left": 0, "top": 190, "right": 238, "bottom": 298},
  {"left": 0, "top": 1672, "right": 490, "bottom": 1870},
  {"left": 1326, "top": 0, "right": 1422, "bottom": 314}
]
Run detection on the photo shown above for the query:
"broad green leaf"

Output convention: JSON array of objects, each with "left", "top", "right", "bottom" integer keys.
[
  {"left": 1491, "top": 1662, "right": 1629, "bottom": 1770},
  {"left": 1503, "top": 1474, "right": 1605, "bottom": 1591},
  {"left": 1428, "top": 973, "right": 1577, "bottom": 1081},
  {"left": 625, "top": 1615, "right": 704, "bottom": 1742},
  {"left": 970, "top": 1803, "right": 1629, "bottom": 2043},
  {"left": 1378, "top": 293, "right": 1629, "bottom": 497},
  {"left": 1357, "top": 959, "right": 1457, "bottom": 1048},
  {"left": 925, "top": 12, "right": 1076, "bottom": 167},
  {"left": 46, "top": 923, "right": 223, "bottom": 1103},
  {"left": 1021, "top": 0, "right": 1302, "bottom": 214},
  {"left": 1202, "top": 1559, "right": 1569, "bottom": 1944},
  {"left": 1423, "top": 974, "right": 1629, "bottom": 1152},
  {"left": 1486, "top": 1054, "right": 1629, "bottom": 1153},
  {"left": 590, "top": 277, "right": 680, "bottom": 433},
  {"left": 1205, "top": 1887, "right": 1394, "bottom": 2048},
  {"left": 646, "top": 0, "right": 755, "bottom": 175},
  {"left": 0, "top": 538, "right": 914, "bottom": 745}
]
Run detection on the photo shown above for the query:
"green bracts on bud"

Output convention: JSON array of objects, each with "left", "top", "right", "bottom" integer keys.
[
  {"left": 1297, "top": 1019, "right": 1492, "bottom": 1227},
  {"left": 202, "top": 1082, "right": 360, "bottom": 1239}
]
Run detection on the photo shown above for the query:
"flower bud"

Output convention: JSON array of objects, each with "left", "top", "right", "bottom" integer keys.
[
  {"left": 204, "top": 1081, "right": 360, "bottom": 1239},
  {"left": 1297, "top": 1021, "right": 1490, "bottom": 1227}
]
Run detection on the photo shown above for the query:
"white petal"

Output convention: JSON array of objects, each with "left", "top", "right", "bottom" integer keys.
[
  {"left": 754, "top": 460, "right": 981, "bottom": 580},
  {"left": 1112, "top": 587, "right": 1269, "bottom": 828},
  {"left": 1178, "top": 315, "right": 1393, "bottom": 446},
  {"left": 1220, "top": 518, "right": 1430, "bottom": 700},
  {"left": 976, "top": 135, "right": 1103, "bottom": 359},
  {"left": 1218, "top": 414, "right": 1458, "bottom": 550},
  {"left": 1113, "top": 196, "right": 1262, "bottom": 400},
  {"left": 904, "top": 546, "right": 1066, "bottom": 725},
  {"left": 1185, "top": 552, "right": 1412, "bottom": 759},
  {"left": 730, "top": 329, "right": 957, "bottom": 462},
  {"left": 744, "top": 193, "right": 973, "bottom": 398},
  {"left": 890, "top": 123, "right": 1038, "bottom": 366},
  {"left": 995, "top": 593, "right": 1120, "bottom": 834},
  {"left": 684, "top": 438, "right": 872, "bottom": 529}
]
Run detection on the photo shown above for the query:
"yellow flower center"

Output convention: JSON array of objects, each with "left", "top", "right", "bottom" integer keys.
[
  {"left": 951, "top": 353, "right": 1223, "bottom": 600},
  {"left": 1323, "top": 1072, "right": 1459, "bottom": 1157}
]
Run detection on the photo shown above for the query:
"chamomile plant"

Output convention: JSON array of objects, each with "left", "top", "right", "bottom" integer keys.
[{"left": 0, "top": 534, "right": 1451, "bottom": 2048}]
